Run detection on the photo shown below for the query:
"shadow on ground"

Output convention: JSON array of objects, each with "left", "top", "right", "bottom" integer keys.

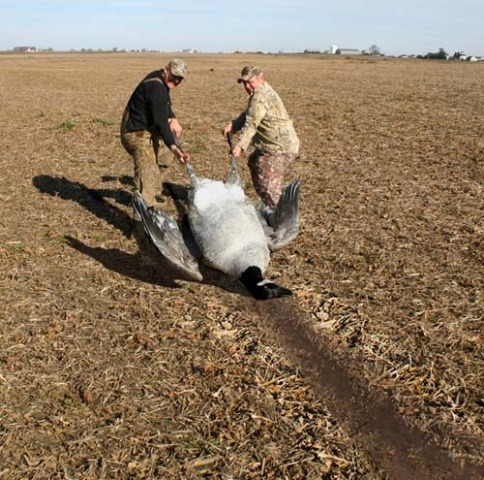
[{"left": 33, "top": 174, "right": 133, "bottom": 237}]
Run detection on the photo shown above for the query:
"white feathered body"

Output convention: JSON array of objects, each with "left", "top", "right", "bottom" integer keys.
[{"left": 188, "top": 178, "right": 270, "bottom": 278}]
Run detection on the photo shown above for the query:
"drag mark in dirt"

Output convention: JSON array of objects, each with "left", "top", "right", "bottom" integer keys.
[{"left": 239, "top": 297, "right": 483, "bottom": 480}]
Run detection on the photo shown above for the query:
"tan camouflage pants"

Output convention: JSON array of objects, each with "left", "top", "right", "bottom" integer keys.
[
  {"left": 120, "top": 109, "right": 173, "bottom": 206},
  {"left": 248, "top": 150, "right": 297, "bottom": 209}
]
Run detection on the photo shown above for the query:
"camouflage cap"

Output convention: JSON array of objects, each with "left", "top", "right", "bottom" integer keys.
[
  {"left": 237, "top": 65, "right": 262, "bottom": 83},
  {"left": 168, "top": 57, "right": 187, "bottom": 78}
]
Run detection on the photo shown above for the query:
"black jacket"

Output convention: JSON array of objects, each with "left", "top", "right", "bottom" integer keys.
[{"left": 124, "top": 69, "right": 177, "bottom": 147}]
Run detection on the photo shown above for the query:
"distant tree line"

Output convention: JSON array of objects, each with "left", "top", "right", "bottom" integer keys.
[
  {"left": 418, "top": 47, "right": 448, "bottom": 60},
  {"left": 417, "top": 48, "right": 479, "bottom": 61}
]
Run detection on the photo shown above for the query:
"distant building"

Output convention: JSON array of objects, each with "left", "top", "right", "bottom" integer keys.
[
  {"left": 13, "top": 46, "right": 37, "bottom": 53},
  {"left": 335, "top": 48, "right": 361, "bottom": 55}
]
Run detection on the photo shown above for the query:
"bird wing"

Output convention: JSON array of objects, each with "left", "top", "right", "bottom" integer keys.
[
  {"left": 132, "top": 191, "right": 203, "bottom": 281},
  {"left": 259, "top": 180, "right": 301, "bottom": 251}
]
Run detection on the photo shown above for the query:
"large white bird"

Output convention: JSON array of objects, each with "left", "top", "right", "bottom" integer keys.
[{"left": 132, "top": 157, "right": 300, "bottom": 300}]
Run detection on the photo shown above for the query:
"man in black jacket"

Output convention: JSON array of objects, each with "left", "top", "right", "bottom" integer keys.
[{"left": 121, "top": 58, "right": 190, "bottom": 207}]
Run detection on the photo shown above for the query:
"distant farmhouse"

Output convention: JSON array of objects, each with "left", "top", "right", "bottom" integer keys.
[
  {"left": 328, "top": 45, "right": 361, "bottom": 55},
  {"left": 335, "top": 48, "right": 361, "bottom": 55},
  {"left": 13, "top": 46, "right": 37, "bottom": 53}
]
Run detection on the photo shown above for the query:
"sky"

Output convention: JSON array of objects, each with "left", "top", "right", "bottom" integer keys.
[{"left": 1, "top": 0, "right": 483, "bottom": 57}]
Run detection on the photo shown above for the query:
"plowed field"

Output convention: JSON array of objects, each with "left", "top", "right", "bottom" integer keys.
[{"left": 1, "top": 52, "right": 482, "bottom": 479}]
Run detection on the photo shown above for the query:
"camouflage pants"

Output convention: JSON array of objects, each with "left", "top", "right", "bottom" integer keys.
[
  {"left": 248, "top": 150, "right": 297, "bottom": 209},
  {"left": 120, "top": 109, "right": 173, "bottom": 206}
]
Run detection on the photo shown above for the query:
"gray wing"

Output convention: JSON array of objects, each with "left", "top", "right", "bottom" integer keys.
[
  {"left": 132, "top": 191, "right": 203, "bottom": 281},
  {"left": 259, "top": 180, "right": 300, "bottom": 251}
]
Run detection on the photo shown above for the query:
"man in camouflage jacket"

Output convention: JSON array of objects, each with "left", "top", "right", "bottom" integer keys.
[{"left": 222, "top": 66, "right": 300, "bottom": 209}]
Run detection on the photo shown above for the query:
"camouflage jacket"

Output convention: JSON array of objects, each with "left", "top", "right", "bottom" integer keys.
[{"left": 232, "top": 82, "right": 300, "bottom": 155}]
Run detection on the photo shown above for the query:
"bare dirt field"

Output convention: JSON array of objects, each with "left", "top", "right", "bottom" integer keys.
[{"left": 1, "top": 52, "right": 483, "bottom": 479}]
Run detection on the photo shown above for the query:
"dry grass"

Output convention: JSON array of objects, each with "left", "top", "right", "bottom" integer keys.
[{"left": 0, "top": 52, "right": 482, "bottom": 479}]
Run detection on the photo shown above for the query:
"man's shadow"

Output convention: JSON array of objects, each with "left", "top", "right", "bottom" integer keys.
[
  {"left": 33, "top": 174, "right": 134, "bottom": 237},
  {"left": 32, "top": 174, "right": 246, "bottom": 295}
]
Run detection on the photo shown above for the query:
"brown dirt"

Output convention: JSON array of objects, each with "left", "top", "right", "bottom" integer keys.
[{"left": 1, "top": 52, "right": 483, "bottom": 479}]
